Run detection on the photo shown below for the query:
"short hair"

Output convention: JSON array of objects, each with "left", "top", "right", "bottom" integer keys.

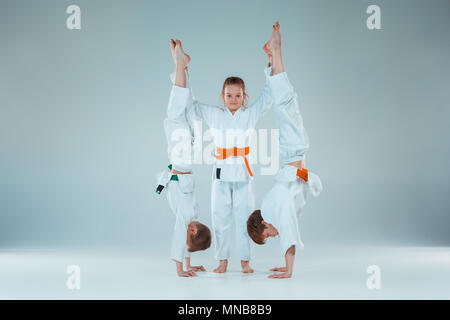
[
  {"left": 187, "top": 223, "right": 211, "bottom": 252},
  {"left": 247, "top": 210, "right": 266, "bottom": 245}
]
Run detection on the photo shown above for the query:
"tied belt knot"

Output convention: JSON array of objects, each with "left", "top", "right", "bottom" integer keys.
[
  {"left": 215, "top": 146, "right": 253, "bottom": 177},
  {"left": 296, "top": 168, "right": 308, "bottom": 182}
]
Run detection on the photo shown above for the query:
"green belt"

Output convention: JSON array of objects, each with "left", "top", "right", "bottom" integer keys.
[
  {"left": 168, "top": 164, "right": 178, "bottom": 181},
  {"left": 155, "top": 164, "right": 178, "bottom": 194}
]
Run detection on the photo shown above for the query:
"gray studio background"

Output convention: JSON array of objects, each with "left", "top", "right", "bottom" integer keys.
[{"left": 1, "top": 0, "right": 449, "bottom": 253}]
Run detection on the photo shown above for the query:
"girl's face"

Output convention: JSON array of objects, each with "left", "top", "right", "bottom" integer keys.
[{"left": 222, "top": 85, "right": 246, "bottom": 113}]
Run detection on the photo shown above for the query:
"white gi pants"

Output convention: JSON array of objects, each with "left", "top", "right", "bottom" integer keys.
[
  {"left": 268, "top": 72, "right": 310, "bottom": 164},
  {"left": 211, "top": 179, "right": 255, "bottom": 261}
]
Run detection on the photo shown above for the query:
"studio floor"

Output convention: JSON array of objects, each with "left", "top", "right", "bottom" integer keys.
[{"left": 1, "top": 245, "right": 449, "bottom": 299}]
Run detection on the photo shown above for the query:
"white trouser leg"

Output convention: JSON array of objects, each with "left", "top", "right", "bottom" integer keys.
[
  {"left": 211, "top": 180, "right": 232, "bottom": 260},
  {"left": 232, "top": 180, "right": 254, "bottom": 261},
  {"left": 269, "top": 72, "right": 309, "bottom": 164},
  {"left": 164, "top": 85, "right": 193, "bottom": 173}
]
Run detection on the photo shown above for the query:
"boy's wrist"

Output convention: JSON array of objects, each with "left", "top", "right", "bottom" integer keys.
[
  {"left": 184, "top": 257, "right": 191, "bottom": 269},
  {"left": 176, "top": 261, "right": 184, "bottom": 273}
]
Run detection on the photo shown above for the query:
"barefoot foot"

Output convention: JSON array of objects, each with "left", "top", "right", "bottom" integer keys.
[
  {"left": 263, "top": 39, "right": 273, "bottom": 57},
  {"left": 213, "top": 260, "right": 228, "bottom": 273},
  {"left": 269, "top": 21, "right": 282, "bottom": 52},
  {"left": 175, "top": 40, "right": 190, "bottom": 66},
  {"left": 170, "top": 38, "right": 191, "bottom": 70},
  {"left": 241, "top": 260, "right": 254, "bottom": 274}
]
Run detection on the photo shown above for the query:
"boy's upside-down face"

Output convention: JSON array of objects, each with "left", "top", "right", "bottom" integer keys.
[
  {"left": 261, "top": 221, "right": 279, "bottom": 239},
  {"left": 186, "top": 221, "right": 212, "bottom": 252},
  {"left": 247, "top": 209, "right": 279, "bottom": 245},
  {"left": 186, "top": 221, "right": 199, "bottom": 247}
]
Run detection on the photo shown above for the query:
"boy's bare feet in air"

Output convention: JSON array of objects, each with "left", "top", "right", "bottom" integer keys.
[
  {"left": 263, "top": 39, "right": 272, "bottom": 55},
  {"left": 213, "top": 260, "right": 228, "bottom": 273},
  {"left": 170, "top": 38, "right": 190, "bottom": 69},
  {"left": 263, "top": 39, "right": 273, "bottom": 66},
  {"left": 241, "top": 260, "right": 254, "bottom": 274},
  {"left": 268, "top": 21, "right": 282, "bottom": 52}
]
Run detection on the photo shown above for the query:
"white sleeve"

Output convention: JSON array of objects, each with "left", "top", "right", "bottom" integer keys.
[
  {"left": 247, "top": 67, "right": 274, "bottom": 120},
  {"left": 170, "top": 70, "right": 220, "bottom": 128},
  {"left": 170, "top": 214, "right": 189, "bottom": 263},
  {"left": 192, "top": 100, "right": 220, "bottom": 128},
  {"left": 269, "top": 71, "right": 309, "bottom": 163},
  {"left": 278, "top": 199, "right": 304, "bottom": 255},
  {"left": 167, "top": 176, "right": 198, "bottom": 262}
]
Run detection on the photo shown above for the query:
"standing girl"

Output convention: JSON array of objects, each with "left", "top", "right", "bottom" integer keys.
[{"left": 190, "top": 45, "right": 274, "bottom": 273}]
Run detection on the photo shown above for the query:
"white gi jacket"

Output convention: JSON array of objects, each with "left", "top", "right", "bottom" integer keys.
[
  {"left": 261, "top": 165, "right": 322, "bottom": 254},
  {"left": 192, "top": 67, "right": 274, "bottom": 181}
]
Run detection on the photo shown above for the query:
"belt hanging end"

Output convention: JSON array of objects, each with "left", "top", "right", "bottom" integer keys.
[
  {"left": 297, "top": 168, "right": 308, "bottom": 182},
  {"left": 155, "top": 185, "right": 165, "bottom": 194}
]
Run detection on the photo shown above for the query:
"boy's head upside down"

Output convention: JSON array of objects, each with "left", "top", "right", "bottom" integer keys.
[
  {"left": 246, "top": 210, "right": 279, "bottom": 245},
  {"left": 186, "top": 221, "right": 212, "bottom": 252}
]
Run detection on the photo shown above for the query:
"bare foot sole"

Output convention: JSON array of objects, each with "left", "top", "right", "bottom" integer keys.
[
  {"left": 170, "top": 38, "right": 191, "bottom": 69},
  {"left": 242, "top": 266, "right": 254, "bottom": 273},
  {"left": 241, "top": 261, "right": 254, "bottom": 274},
  {"left": 269, "top": 21, "right": 282, "bottom": 51},
  {"left": 263, "top": 39, "right": 273, "bottom": 56},
  {"left": 213, "top": 261, "right": 228, "bottom": 273},
  {"left": 175, "top": 40, "right": 190, "bottom": 65}
]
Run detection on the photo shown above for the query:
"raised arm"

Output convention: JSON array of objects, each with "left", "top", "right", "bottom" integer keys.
[
  {"left": 246, "top": 67, "right": 273, "bottom": 120},
  {"left": 246, "top": 40, "right": 276, "bottom": 119}
]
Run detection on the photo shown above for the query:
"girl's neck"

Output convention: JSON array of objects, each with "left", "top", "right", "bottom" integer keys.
[{"left": 228, "top": 106, "right": 241, "bottom": 115}]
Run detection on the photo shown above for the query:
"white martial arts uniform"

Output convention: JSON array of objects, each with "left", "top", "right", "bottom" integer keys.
[
  {"left": 193, "top": 67, "right": 273, "bottom": 261},
  {"left": 260, "top": 71, "right": 323, "bottom": 255},
  {"left": 156, "top": 76, "right": 199, "bottom": 263}
]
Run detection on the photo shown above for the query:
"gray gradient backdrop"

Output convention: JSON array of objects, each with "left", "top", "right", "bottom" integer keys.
[{"left": 1, "top": 0, "right": 449, "bottom": 252}]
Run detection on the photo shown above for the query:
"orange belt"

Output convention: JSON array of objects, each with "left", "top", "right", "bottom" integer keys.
[
  {"left": 297, "top": 168, "right": 308, "bottom": 182},
  {"left": 215, "top": 146, "right": 253, "bottom": 177}
]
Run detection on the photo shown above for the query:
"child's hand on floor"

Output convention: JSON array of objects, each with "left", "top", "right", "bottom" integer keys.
[
  {"left": 268, "top": 271, "right": 292, "bottom": 279},
  {"left": 270, "top": 266, "right": 288, "bottom": 272},
  {"left": 187, "top": 265, "right": 206, "bottom": 272},
  {"left": 269, "top": 266, "right": 292, "bottom": 278},
  {"left": 177, "top": 270, "right": 198, "bottom": 277}
]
